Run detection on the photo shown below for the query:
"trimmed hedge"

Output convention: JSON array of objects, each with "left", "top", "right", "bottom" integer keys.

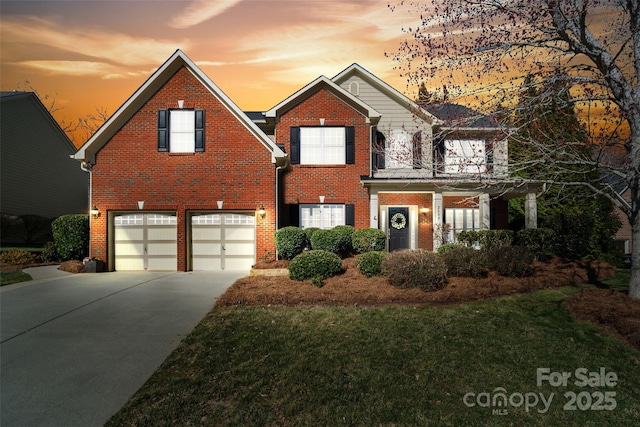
[
  {"left": 332, "top": 225, "right": 355, "bottom": 257},
  {"left": 51, "top": 214, "right": 89, "bottom": 261},
  {"left": 487, "top": 245, "right": 535, "bottom": 277},
  {"left": 275, "top": 226, "right": 307, "bottom": 260},
  {"left": 381, "top": 249, "right": 447, "bottom": 292},
  {"left": 514, "top": 228, "right": 556, "bottom": 260},
  {"left": 0, "top": 250, "right": 39, "bottom": 266},
  {"left": 356, "top": 251, "right": 388, "bottom": 277},
  {"left": 437, "top": 243, "right": 466, "bottom": 255},
  {"left": 288, "top": 250, "right": 343, "bottom": 285},
  {"left": 302, "top": 227, "right": 320, "bottom": 249},
  {"left": 457, "top": 230, "right": 513, "bottom": 250},
  {"left": 442, "top": 247, "right": 487, "bottom": 278},
  {"left": 311, "top": 228, "right": 354, "bottom": 257},
  {"left": 352, "top": 228, "right": 386, "bottom": 253}
]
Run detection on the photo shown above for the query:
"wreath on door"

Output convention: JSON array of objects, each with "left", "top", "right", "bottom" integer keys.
[{"left": 391, "top": 212, "right": 407, "bottom": 230}]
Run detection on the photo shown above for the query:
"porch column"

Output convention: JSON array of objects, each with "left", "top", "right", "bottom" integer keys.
[
  {"left": 433, "top": 192, "right": 443, "bottom": 251},
  {"left": 370, "top": 192, "right": 379, "bottom": 228},
  {"left": 479, "top": 193, "right": 490, "bottom": 230},
  {"left": 525, "top": 192, "right": 538, "bottom": 229}
]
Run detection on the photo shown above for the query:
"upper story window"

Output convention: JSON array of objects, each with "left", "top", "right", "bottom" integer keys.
[
  {"left": 289, "top": 126, "right": 355, "bottom": 165},
  {"left": 158, "top": 109, "right": 205, "bottom": 153},
  {"left": 444, "top": 139, "right": 486, "bottom": 174}
]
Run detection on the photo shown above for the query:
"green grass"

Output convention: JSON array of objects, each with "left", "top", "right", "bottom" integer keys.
[
  {"left": 106, "top": 288, "right": 640, "bottom": 426},
  {"left": 0, "top": 270, "right": 32, "bottom": 286},
  {"left": 600, "top": 267, "right": 631, "bottom": 293}
]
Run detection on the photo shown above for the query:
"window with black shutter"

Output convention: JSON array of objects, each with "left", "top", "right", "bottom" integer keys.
[{"left": 157, "top": 109, "right": 205, "bottom": 153}]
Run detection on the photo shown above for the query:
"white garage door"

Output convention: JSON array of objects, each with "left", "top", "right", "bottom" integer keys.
[
  {"left": 114, "top": 213, "right": 177, "bottom": 271},
  {"left": 191, "top": 213, "right": 255, "bottom": 270}
]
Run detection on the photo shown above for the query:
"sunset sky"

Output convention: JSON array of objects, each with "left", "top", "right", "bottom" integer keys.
[{"left": 1, "top": 0, "right": 423, "bottom": 145}]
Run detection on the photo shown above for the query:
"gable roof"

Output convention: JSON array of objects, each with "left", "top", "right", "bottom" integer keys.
[
  {"left": 73, "top": 49, "right": 286, "bottom": 165},
  {"left": 423, "top": 103, "right": 502, "bottom": 129},
  {"left": 1, "top": 91, "right": 76, "bottom": 151},
  {"left": 331, "top": 63, "right": 440, "bottom": 125},
  {"left": 264, "top": 75, "right": 380, "bottom": 124}
]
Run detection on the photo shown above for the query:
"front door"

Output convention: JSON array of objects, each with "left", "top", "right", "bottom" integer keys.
[{"left": 388, "top": 207, "right": 410, "bottom": 252}]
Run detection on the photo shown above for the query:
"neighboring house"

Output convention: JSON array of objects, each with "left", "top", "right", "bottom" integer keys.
[
  {"left": 1, "top": 91, "right": 88, "bottom": 243},
  {"left": 73, "top": 51, "right": 539, "bottom": 271}
]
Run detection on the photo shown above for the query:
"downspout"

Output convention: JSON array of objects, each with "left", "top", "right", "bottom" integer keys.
[
  {"left": 80, "top": 161, "right": 93, "bottom": 258},
  {"left": 275, "top": 164, "right": 286, "bottom": 260}
]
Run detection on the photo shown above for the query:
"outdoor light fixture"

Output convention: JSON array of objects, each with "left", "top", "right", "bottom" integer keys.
[
  {"left": 258, "top": 205, "right": 266, "bottom": 218},
  {"left": 420, "top": 207, "right": 430, "bottom": 215},
  {"left": 90, "top": 206, "right": 100, "bottom": 218}
]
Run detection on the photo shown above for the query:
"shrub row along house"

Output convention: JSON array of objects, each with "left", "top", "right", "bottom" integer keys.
[{"left": 73, "top": 50, "right": 541, "bottom": 271}]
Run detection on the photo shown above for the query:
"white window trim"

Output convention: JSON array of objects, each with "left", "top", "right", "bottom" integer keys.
[
  {"left": 445, "top": 208, "right": 480, "bottom": 243},
  {"left": 170, "top": 110, "right": 195, "bottom": 153},
  {"left": 300, "top": 127, "right": 346, "bottom": 165},
  {"left": 300, "top": 204, "right": 346, "bottom": 229},
  {"left": 386, "top": 129, "right": 412, "bottom": 169},
  {"left": 444, "top": 139, "right": 486, "bottom": 174}
]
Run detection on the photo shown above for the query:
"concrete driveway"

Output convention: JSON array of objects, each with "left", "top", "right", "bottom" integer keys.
[{"left": 0, "top": 267, "right": 245, "bottom": 427}]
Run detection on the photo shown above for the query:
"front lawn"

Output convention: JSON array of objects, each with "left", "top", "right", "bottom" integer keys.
[
  {"left": 106, "top": 288, "right": 640, "bottom": 426},
  {"left": 0, "top": 269, "right": 32, "bottom": 286}
]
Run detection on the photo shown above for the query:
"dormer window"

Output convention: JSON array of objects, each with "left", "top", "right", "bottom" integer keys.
[{"left": 158, "top": 109, "right": 205, "bottom": 153}]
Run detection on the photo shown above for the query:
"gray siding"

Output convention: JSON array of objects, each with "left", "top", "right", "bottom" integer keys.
[
  {"left": 1, "top": 94, "right": 88, "bottom": 218},
  {"left": 338, "top": 76, "right": 433, "bottom": 176}
]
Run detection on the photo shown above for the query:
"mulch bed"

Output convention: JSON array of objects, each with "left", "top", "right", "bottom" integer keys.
[
  {"left": 220, "top": 257, "right": 640, "bottom": 351},
  {"left": 565, "top": 288, "right": 640, "bottom": 350}
]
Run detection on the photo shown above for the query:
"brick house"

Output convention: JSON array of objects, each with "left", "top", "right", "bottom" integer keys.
[
  {"left": 74, "top": 50, "right": 539, "bottom": 271},
  {"left": 74, "top": 50, "right": 286, "bottom": 271}
]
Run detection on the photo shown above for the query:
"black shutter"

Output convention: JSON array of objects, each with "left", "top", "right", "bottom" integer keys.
[
  {"left": 345, "top": 204, "right": 355, "bottom": 226},
  {"left": 375, "top": 131, "right": 385, "bottom": 170},
  {"left": 195, "top": 109, "right": 205, "bottom": 152},
  {"left": 290, "top": 127, "right": 300, "bottom": 165},
  {"left": 158, "top": 109, "right": 169, "bottom": 152},
  {"left": 289, "top": 204, "right": 300, "bottom": 227},
  {"left": 413, "top": 131, "right": 422, "bottom": 169},
  {"left": 345, "top": 126, "right": 355, "bottom": 164}
]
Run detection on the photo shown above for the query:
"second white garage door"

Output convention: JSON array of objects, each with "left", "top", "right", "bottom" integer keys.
[{"left": 191, "top": 213, "right": 255, "bottom": 270}]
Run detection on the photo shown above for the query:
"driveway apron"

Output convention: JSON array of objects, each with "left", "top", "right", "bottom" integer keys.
[{"left": 0, "top": 269, "right": 244, "bottom": 427}]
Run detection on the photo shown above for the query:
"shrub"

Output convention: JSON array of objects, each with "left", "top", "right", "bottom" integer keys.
[
  {"left": 542, "top": 210, "right": 595, "bottom": 259},
  {"left": 310, "top": 229, "right": 343, "bottom": 255},
  {"left": 275, "top": 226, "right": 307, "bottom": 260},
  {"left": 332, "top": 225, "right": 355, "bottom": 257},
  {"left": 51, "top": 214, "right": 89, "bottom": 261},
  {"left": 457, "top": 230, "right": 513, "bottom": 250},
  {"left": 302, "top": 227, "right": 320, "bottom": 249},
  {"left": 0, "top": 250, "right": 39, "bottom": 266},
  {"left": 40, "top": 241, "right": 61, "bottom": 262},
  {"left": 288, "top": 250, "right": 343, "bottom": 284},
  {"left": 356, "top": 251, "right": 388, "bottom": 277},
  {"left": 352, "top": 228, "right": 386, "bottom": 253},
  {"left": 442, "top": 247, "right": 488, "bottom": 278},
  {"left": 514, "top": 228, "right": 557, "bottom": 260},
  {"left": 487, "top": 246, "right": 535, "bottom": 277},
  {"left": 381, "top": 249, "right": 447, "bottom": 292},
  {"left": 437, "top": 243, "right": 466, "bottom": 255}
]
